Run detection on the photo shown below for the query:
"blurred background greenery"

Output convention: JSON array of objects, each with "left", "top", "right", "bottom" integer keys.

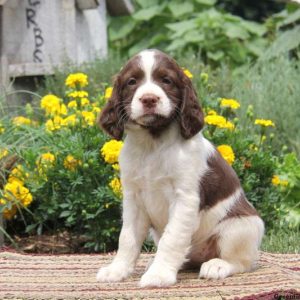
[{"left": 1, "top": 0, "right": 299, "bottom": 253}]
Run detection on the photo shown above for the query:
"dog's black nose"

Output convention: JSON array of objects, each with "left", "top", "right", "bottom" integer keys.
[{"left": 140, "top": 94, "right": 159, "bottom": 108}]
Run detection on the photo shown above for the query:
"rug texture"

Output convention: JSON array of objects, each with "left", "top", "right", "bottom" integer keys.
[{"left": 0, "top": 251, "right": 299, "bottom": 300}]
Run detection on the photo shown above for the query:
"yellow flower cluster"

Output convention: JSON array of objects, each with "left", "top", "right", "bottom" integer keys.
[
  {"left": 41, "top": 95, "right": 67, "bottom": 116},
  {"left": 217, "top": 145, "right": 235, "bottom": 165},
  {"left": 205, "top": 115, "right": 235, "bottom": 130},
  {"left": 36, "top": 152, "right": 55, "bottom": 174},
  {"left": 100, "top": 140, "right": 124, "bottom": 164},
  {"left": 68, "top": 98, "right": 90, "bottom": 109},
  {"left": 255, "top": 119, "right": 275, "bottom": 127},
  {"left": 183, "top": 68, "right": 193, "bottom": 78},
  {"left": 63, "top": 155, "right": 82, "bottom": 171},
  {"left": 104, "top": 87, "right": 113, "bottom": 100},
  {"left": 272, "top": 175, "right": 288, "bottom": 187},
  {"left": 68, "top": 91, "right": 89, "bottom": 98},
  {"left": 220, "top": 98, "right": 240, "bottom": 110},
  {"left": 1, "top": 165, "right": 32, "bottom": 220},
  {"left": 12, "top": 116, "right": 33, "bottom": 126},
  {"left": 65, "top": 73, "right": 88, "bottom": 88},
  {"left": 0, "top": 122, "right": 5, "bottom": 134},
  {"left": 0, "top": 148, "right": 8, "bottom": 160},
  {"left": 109, "top": 177, "right": 122, "bottom": 197}
]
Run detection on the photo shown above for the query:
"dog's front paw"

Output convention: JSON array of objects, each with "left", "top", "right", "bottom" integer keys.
[
  {"left": 96, "top": 262, "right": 132, "bottom": 282},
  {"left": 139, "top": 264, "right": 177, "bottom": 288},
  {"left": 199, "top": 258, "right": 234, "bottom": 279}
]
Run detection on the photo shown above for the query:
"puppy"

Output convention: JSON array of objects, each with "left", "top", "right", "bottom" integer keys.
[{"left": 96, "top": 49, "right": 264, "bottom": 288}]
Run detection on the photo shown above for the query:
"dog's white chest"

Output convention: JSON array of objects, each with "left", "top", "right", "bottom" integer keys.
[{"left": 129, "top": 153, "right": 175, "bottom": 232}]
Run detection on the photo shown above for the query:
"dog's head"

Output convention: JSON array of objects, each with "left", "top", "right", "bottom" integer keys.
[{"left": 99, "top": 49, "right": 204, "bottom": 140}]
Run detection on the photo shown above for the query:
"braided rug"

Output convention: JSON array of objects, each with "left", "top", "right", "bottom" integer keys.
[{"left": 0, "top": 251, "right": 299, "bottom": 299}]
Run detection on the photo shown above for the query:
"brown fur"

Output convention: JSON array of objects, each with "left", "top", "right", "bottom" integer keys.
[
  {"left": 99, "top": 49, "right": 204, "bottom": 140},
  {"left": 199, "top": 151, "right": 240, "bottom": 210}
]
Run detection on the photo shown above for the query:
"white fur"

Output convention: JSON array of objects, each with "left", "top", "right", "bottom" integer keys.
[
  {"left": 130, "top": 50, "right": 173, "bottom": 121},
  {"left": 96, "top": 52, "right": 264, "bottom": 287}
]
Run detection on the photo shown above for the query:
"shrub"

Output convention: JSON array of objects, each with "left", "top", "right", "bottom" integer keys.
[
  {"left": 1, "top": 66, "right": 299, "bottom": 253},
  {"left": 109, "top": 0, "right": 268, "bottom": 66}
]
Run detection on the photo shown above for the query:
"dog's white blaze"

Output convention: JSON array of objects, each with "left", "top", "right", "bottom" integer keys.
[{"left": 130, "top": 50, "right": 173, "bottom": 121}]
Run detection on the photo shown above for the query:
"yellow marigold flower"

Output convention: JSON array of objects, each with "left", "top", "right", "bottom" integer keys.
[
  {"left": 12, "top": 116, "right": 32, "bottom": 126},
  {"left": 272, "top": 175, "right": 288, "bottom": 187},
  {"left": 272, "top": 175, "right": 280, "bottom": 186},
  {"left": 92, "top": 106, "right": 101, "bottom": 114},
  {"left": 217, "top": 145, "right": 235, "bottom": 165},
  {"left": 68, "top": 91, "right": 89, "bottom": 98},
  {"left": 101, "top": 140, "right": 124, "bottom": 164},
  {"left": 0, "top": 122, "right": 5, "bottom": 134},
  {"left": 60, "top": 104, "right": 68, "bottom": 116},
  {"left": 207, "top": 109, "right": 217, "bottom": 115},
  {"left": 205, "top": 115, "right": 235, "bottom": 130},
  {"left": 1, "top": 180, "right": 33, "bottom": 207},
  {"left": 8, "top": 165, "right": 29, "bottom": 185},
  {"left": 45, "top": 116, "right": 64, "bottom": 131},
  {"left": 109, "top": 177, "right": 122, "bottom": 197},
  {"left": 62, "top": 114, "right": 77, "bottom": 127},
  {"left": 81, "top": 98, "right": 90, "bottom": 106},
  {"left": 65, "top": 73, "right": 88, "bottom": 88},
  {"left": 63, "top": 155, "right": 82, "bottom": 171},
  {"left": 220, "top": 98, "right": 240, "bottom": 110},
  {"left": 38, "top": 152, "right": 55, "bottom": 165},
  {"left": 0, "top": 148, "right": 8, "bottom": 160},
  {"left": 40, "top": 94, "right": 63, "bottom": 116},
  {"left": 104, "top": 87, "right": 113, "bottom": 100},
  {"left": 255, "top": 119, "right": 275, "bottom": 127},
  {"left": 112, "top": 163, "right": 120, "bottom": 171},
  {"left": 182, "top": 68, "right": 193, "bottom": 78},
  {"left": 81, "top": 111, "right": 95, "bottom": 126},
  {"left": 68, "top": 100, "right": 77, "bottom": 109},
  {"left": 2, "top": 204, "right": 17, "bottom": 220}
]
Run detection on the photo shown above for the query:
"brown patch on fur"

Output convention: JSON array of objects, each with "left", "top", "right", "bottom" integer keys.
[
  {"left": 183, "top": 235, "right": 220, "bottom": 269},
  {"left": 223, "top": 193, "right": 258, "bottom": 220},
  {"left": 199, "top": 151, "right": 240, "bottom": 210}
]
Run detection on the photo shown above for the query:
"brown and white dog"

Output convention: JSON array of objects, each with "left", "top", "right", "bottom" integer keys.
[{"left": 96, "top": 49, "right": 264, "bottom": 287}]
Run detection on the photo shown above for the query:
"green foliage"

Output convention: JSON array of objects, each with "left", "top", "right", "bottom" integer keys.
[
  {"left": 0, "top": 74, "right": 121, "bottom": 252},
  {"left": 109, "top": 1, "right": 300, "bottom": 67},
  {"left": 1, "top": 55, "right": 300, "bottom": 253},
  {"left": 109, "top": 0, "right": 268, "bottom": 66},
  {"left": 229, "top": 54, "right": 300, "bottom": 156}
]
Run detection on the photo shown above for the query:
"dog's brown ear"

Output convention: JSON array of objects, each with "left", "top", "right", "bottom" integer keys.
[
  {"left": 98, "top": 76, "right": 124, "bottom": 140},
  {"left": 179, "top": 75, "right": 204, "bottom": 139}
]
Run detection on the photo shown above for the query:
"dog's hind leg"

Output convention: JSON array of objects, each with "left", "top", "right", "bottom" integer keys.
[{"left": 199, "top": 216, "right": 264, "bottom": 279}]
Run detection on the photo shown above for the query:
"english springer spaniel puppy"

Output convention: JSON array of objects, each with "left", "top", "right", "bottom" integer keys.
[{"left": 96, "top": 49, "right": 264, "bottom": 288}]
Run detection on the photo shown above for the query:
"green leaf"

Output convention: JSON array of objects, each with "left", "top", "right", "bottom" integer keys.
[
  {"left": 280, "top": 9, "right": 300, "bottom": 27},
  {"left": 165, "top": 39, "right": 187, "bottom": 51},
  {"left": 149, "top": 33, "right": 168, "bottom": 46},
  {"left": 262, "top": 25, "right": 300, "bottom": 59},
  {"left": 133, "top": 5, "right": 163, "bottom": 21},
  {"left": 109, "top": 17, "right": 136, "bottom": 41},
  {"left": 168, "top": 1, "right": 194, "bottom": 18},
  {"left": 224, "top": 23, "right": 250, "bottom": 40},
  {"left": 166, "top": 19, "right": 197, "bottom": 38},
  {"left": 240, "top": 20, "right": 267, "bottom": 36},
  {"left": 135, "top": 0, "right": 159, "bottom": 9},
  {"left": 59, "top": 210, "right": 71, "bottom": 218},
  {"left": 195, "top": 0, "right": 216, "bottom": 6},
  {"left": 207, "top": 50, "right": 224, "bottom": 61},
  {"left": 183, "top": 30, "right": 205, "bottom": 43}
]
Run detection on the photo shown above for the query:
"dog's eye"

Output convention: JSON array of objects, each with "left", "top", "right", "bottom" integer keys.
[
  {"left": 127, "top": 78, "right": 137, "bottom": 86},
  {"left": 162, "top": 77, "right": 172, "bottom": 85}
]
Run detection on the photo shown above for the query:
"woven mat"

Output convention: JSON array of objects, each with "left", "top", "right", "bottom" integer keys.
[{"left": 0, "top": 251, "right": 299, "bottom": 300}]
